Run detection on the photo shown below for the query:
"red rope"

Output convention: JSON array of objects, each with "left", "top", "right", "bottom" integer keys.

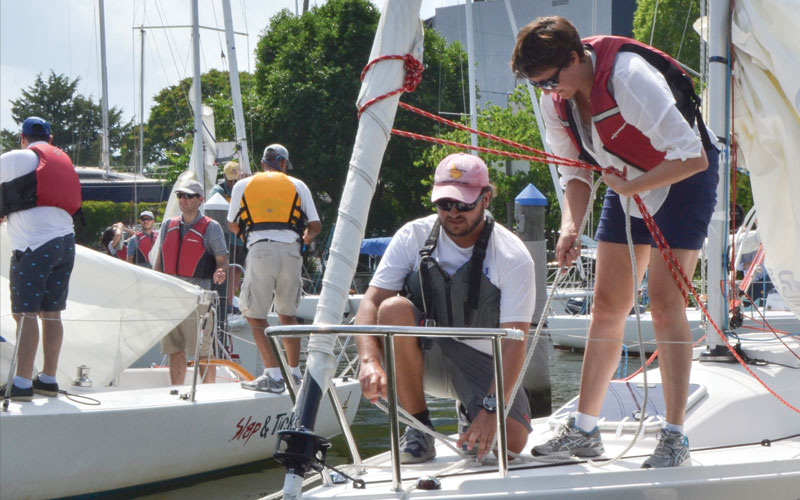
[
  {"left": 391, "top": 101, "right": 800, "bottom": 415},
  {"left": 357, "top": 54, "right": 424, "bottom": 118}
]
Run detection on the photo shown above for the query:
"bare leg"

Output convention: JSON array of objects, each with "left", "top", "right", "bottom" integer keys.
[
  {"left": 277, "top": 313, "right": 301, "bottom": 368},
  {"left": 199, "top": 357, "right": 217, "bottom": 384},
  {"left": 376, "top": 297, "right": 426, "bottom": 414},
  {"left": 39, "top": 311, "right": 63, "bottom": 377},
  {"left": 647, "top": 248, "right": 700, "bottom": 425},
  {"left": 577, "top": 242, "right": 650, "bottom": 416},
  {"left": 169, "top": 351, "right": 187, "bottom": 385},
  {"left": 13, "top": 313, "right": 39, "bottom": 380},
  {"left": 248, "top": 317, "right": 279, "bottom": 367}
]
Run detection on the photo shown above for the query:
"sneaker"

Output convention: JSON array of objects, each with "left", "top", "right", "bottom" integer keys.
[
  {"left": 0, "top": 382, "right": 34, "bottom": 402},
  {"left": 241, "top": 373, "right": 285, "bottom": 393},
  {"left": 399, "top": 425, "right": 436, "bottom": 464},
  {"left": 531, "top": 416, "right": 605, "bottom": 457},
  {"left": 642, "top": 429, "right": 691, "bottom": 468},
  {"left": 32, "top": 376, "right": 59, "bottom": 397},
  {"left": 286, "top": 374, "right": 302, "bottom": 391}
]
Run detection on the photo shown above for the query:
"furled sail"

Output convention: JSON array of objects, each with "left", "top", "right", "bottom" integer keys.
[{"left": 731, "top": 0, "right": 800, "bottom": 319}]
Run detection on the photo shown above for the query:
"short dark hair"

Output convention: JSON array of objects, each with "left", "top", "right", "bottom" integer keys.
[
  {"left": 21, "top": 132, "right": 50, "bottom": 143},
  {"left": 511, "top": 16, "right": 585, "bottom": 80}
]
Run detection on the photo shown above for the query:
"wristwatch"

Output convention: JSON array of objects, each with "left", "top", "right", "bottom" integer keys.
[{"left": 479, "top": 393, "right": 497, "bottom": 413}]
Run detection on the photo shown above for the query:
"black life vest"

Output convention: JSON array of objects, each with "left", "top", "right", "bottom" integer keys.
[
  {"left": 552, "top": 35, "right": 713, "bottom": 172},
  {"left": 0, "top": 144, "right": 81, "bottom": 217},
  {"left": 161, "top": 216, "right": 216, "bottom": 279},
  {"left": 404, "top": 216, "right": 500, "bottom": 330},
  {"left": 235, "top": 171, "right": 306, "bottom": 244}
]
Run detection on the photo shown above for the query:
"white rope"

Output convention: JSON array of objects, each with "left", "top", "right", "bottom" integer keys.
[{"left": 590, "top": 195, "right": 649, "bottom": 467}]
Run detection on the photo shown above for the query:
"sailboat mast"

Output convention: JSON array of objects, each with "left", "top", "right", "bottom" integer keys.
[
  {"left": 191, "top": 0, "right": 204, "bottom": 191},
  {"left": 465, "top": 0, "right": 478, "bottom": 151},
  {"left": 704, "top": 0, "right": 732, "bottom": 348},
  {"left": 139, "top": 27, "right": 145, "bottom": 187},
  {"left": 98, "top": 0, "right": 111, "bottom": 176},
  {"left": 221, "top": 0, "right": 251, "bottom": 174}
]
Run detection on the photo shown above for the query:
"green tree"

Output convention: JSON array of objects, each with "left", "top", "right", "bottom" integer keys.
[
  {"left": 415, "top": 86, "right": 582, "bottom": 249},
  {"left": 145, "top": 69, "right": 256, "bottom": 175},
  {"left": 252, "top": 0, "right": 469, "bottom": 235},
  {"left": 632, "top": 0, "right": 701, "bottom": 74},
  {"left": 0, "top": 71, "right": 134, "bottom": 167}
]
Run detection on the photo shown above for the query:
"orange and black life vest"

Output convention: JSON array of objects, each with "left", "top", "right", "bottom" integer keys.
[
  {"left": 235, "top": 171, "right": 306, "bottom": 243},
  {"left": 552, "top": 36, "right": 712, "bottom": 172},
  {"left": 161, "top": 216, "right": 216, "bottom": 279},
  {"left": 0, "top": 144, "right": 82, "bottom": 217}
]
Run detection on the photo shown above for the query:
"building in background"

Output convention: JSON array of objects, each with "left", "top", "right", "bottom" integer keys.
[{"left": 430, "top": 0, "right": 637, "bottom": 109}]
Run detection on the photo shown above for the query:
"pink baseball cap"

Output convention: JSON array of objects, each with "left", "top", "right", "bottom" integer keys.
[{"left": 431, "top": 153, "right": 490, "bottom": 203}]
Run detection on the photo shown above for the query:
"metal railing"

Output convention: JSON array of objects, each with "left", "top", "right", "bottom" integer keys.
[{"left": 265, "top": 324, "right": 525, "bottom": 491}]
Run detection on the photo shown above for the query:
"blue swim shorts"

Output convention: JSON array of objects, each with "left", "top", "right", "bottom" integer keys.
[
  {"left": 9, "top": 234, "right": 76, "bottom": 313},
  {"left": 595, "top": 148, "right": 720, "bottom": 250}
]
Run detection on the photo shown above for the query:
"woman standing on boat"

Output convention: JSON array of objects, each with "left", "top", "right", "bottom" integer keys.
[{"left": 511, "top": 16, "right": 719, "bottom": 468}]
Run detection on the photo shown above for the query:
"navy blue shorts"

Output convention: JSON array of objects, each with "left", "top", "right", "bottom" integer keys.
[
  {"left": 595, "top": 148, "right": 719, "bottom": 250},
  {"left": 9, "top": 234, "right": 76, "bottom": 313}
]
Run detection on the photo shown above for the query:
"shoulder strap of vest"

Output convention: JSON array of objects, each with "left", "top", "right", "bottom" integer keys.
[
  {"left": 617, "top": 42, "right": 715, "bottom": 152},
  {"left": 416, "top": 219, "right": 441, "bottom": 326},
  {"left": 563, "top": 95, "right": 600, "bottom": 166},
  {"left": 464, "top": 215, "right": 495, "bottom": 325}
]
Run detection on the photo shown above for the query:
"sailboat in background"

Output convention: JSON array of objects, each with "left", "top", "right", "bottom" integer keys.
[
  {"left": 273, "top": 0, "right": 800, "bottom": 497},
  {"left": 0, "top": 2, "right": 361, "bottom": 498}
]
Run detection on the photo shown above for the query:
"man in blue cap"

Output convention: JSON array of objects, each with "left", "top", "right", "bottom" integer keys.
[{"left": 0, "top": 117, "right": 81, "bottom": 401}]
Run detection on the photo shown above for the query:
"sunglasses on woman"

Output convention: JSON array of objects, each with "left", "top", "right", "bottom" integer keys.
[
  {"left": 529, "top": 65, "right": 564, "bottom": 90},
  {"left": 176, "top": 192, "right": 200, "bottom": 199},
  {"left": 434, "top": 194, "right": 485, "bottom": 212}
]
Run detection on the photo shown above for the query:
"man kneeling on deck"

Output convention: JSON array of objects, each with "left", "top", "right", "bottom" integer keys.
[{"left": 355, "top": 154, "right": 536, "bottom": 463}]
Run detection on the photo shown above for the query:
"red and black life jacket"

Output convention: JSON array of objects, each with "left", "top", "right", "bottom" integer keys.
[
  {"left": 161, "top": 216, "right": 216, "bottom": 279},
  {"left": 0, "top": 144, "right": 82, "bottom": 217},
  {"left": 133, "top": 232, "right": 157, "bottom": 266},
  {"left": 552, "top": 36, "right": 712, "bottom": 172}
]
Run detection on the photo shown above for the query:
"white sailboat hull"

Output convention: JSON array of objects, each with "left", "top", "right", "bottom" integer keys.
[
  {"left": 547, "top": 308, "right": 800, "bottom": 352},
  {"left": 299, "top": 337, "right": 800, "bottom": 498},
  {"left": 0, "top": 371, "right": 361, "bottom": 499}
]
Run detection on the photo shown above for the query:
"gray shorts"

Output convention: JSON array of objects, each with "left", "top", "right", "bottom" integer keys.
[
  {"left": 421, "top": 337, "right": 532, "bottom": 432},
  {"left": 240, "top": 240, "right": 302, "bottom": 319}
]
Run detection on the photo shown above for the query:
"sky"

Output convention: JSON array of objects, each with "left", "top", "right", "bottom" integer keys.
[{"left": 0, "top": 0, "right": 462, "bottom": 134}]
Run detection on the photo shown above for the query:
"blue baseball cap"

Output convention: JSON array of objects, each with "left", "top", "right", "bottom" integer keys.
[{"left": 21, "top": 117, "right": 51, "bottom": 137}]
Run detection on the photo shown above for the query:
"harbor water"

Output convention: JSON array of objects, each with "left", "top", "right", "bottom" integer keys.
[{"left": 129, "top": 348, "right": 584, "bottom": 499}]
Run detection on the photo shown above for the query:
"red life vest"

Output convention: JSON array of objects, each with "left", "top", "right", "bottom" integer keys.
[
  {"left": 552, "top": 36, "right": 706, "bottom": 172},
  {"left": 0, "top": 144, "right": 82, "bottom": 217},
  {"left": 116, "top": 245, "right": 128, "bottom": 262},
  {"left": 161, "top": 216, "right": 216, "bottom": 279},
  {"left": 133, "top": 231, "right": 157, "bottom": 266}
]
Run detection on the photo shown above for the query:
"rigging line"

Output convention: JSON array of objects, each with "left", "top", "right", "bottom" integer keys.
[
  {"left": 209, "top": 0, "right": 228, "bottom": 68},
  {"left": 152, "top": 0, "right": 194, "bottom": 121},
  {"left": 676, "top": 0, "right": 696, "bottom": 62},
  {"left": 456, "top": 0, "right": 467, "bottom": 117},
  {"left": 649, "top": 0, "right": 661, "bottom": 47}
]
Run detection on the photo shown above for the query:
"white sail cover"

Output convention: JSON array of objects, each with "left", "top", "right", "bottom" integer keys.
[
  {"left": 1, "top": 223, "right": 206, "bottom": 388},
  {"left": 302, "top": 0, "right": 424, "bottom": 396},
  {"left": 731, "top": 0, "right": 800, "bottom": 319}
]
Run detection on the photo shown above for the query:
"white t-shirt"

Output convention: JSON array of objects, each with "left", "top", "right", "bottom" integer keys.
[
  {"left": 370, "top": 214, "right": 535, "bottom": 355},
  {"left": 543, "top": 50, "right": 710, "bottom": 217},
  {"left": 226, "top": 172, "right": 320, "bottom": 247},
  {"left": 0, "top": 142, "right": 75, "bottom": 251}
]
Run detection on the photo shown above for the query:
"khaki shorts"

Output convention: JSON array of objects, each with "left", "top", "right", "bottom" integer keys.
[
  {"left": 161, "top": 305, "right": 215, "bottom": 357},
  {"left": 240, "top": 240, "right": 302, "bottom": 319}
]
